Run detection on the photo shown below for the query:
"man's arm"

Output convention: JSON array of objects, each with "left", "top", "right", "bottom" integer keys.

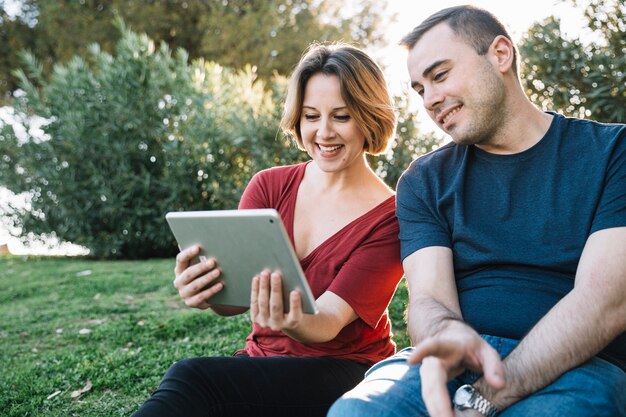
[
  {"left": 405, "top": 246, "right": 461, "bottom": 341},
  {"left": 404, "top": 246, "right": 505, "bottom": 417},
  {"left": 474, "top": 227, "right": 626, "bottom": 409}
]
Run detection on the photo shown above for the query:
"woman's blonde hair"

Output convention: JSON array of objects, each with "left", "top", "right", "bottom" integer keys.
[{"left": 280, "top": 43, "right": 396, "bottom": 155}]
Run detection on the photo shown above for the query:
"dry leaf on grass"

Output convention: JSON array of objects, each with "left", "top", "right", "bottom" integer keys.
[{"left": 70, "top": 381, "right": 92, "bottom": 398}]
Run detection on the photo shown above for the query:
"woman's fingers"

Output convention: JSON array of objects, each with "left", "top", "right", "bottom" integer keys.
[
  {"left": 285, "top": 289, "right": 303, "bottom": 326},
  {"left": 185, "top": 281, "right": 224, "bottom": 308},
  {"left": 250, "top": 275, "right": 260, "bottom": 320},
  {"left": 252, "top": 270, "right": 272, "bottom": 326},
  {"left": 174, "top": 245, "right": 202, "bottom": 277},
  {"left": 251, "top": 270, "right": 299, "bottom": 331},
  {"left": 268, "top": 272, "right": 285, "bottom": 330},
  {"left": 173, "top": 247, "right": 223, "bottom": 309}
]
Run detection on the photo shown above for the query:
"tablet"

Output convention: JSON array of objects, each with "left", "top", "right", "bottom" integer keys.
[{"left": 165, "top": 209, "right": 318, "bottom": 314}]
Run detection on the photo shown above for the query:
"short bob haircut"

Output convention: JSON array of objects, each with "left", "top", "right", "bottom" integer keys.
[
  {"left": 280, "top": 42, "right": 396, "bottom": 155},
  {"left": 399, "top": 5, "right": 520, "bottom": 76}
]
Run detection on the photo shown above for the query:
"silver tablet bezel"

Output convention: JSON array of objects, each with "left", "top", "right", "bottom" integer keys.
[{"left": 165, "top": 209, "right": 318, "bottom": 314}]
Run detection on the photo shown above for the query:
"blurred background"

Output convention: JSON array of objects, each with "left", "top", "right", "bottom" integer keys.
[{"left": 0, "top": 0, "right": 624, "bottom": 258}]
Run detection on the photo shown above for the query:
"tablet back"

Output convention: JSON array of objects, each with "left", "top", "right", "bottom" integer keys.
[{"left": 165, "top": 209, "right": 318, "bottom": 314}]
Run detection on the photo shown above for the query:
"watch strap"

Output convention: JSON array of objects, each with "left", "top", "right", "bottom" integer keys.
[{"left": 472, "top": 389, "right": 498, "bottom": 417}]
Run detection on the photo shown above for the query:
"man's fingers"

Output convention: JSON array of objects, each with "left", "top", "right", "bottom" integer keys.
[
  {"left": 420, "top": 356, "right": 454, "bottom": 417},
  {"left": 408, "top": 337, "right": 456, "bottom": 365},
  {"left": 479, "top": 342, "right": 505, "bottom": 389}
]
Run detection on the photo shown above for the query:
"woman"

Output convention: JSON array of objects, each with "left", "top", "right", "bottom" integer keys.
[{"left": 132, "top": 42, "right": 404, "bottom": 417}]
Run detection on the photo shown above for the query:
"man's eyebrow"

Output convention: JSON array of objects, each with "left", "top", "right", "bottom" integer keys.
[
  {"left": 410, "top": 59, "right": 451, "bottom": 89},
  {"left": 422, "top": 59, "right": 450, "bottom": 78}
]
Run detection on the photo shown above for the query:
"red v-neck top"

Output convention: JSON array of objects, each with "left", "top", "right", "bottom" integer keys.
[{"left": 236, "top": 161, "right": 404, "bottom": 364}]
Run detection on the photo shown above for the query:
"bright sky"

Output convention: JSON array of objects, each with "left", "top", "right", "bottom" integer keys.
[{"left": 373, "top": 0, "right": 590, "bottom": 132}]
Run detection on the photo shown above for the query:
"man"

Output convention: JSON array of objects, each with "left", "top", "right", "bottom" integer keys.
[{"left": 328, "top": 5, "right": 626, "bottom": 417}]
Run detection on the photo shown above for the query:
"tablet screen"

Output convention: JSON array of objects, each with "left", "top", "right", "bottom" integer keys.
[{"left": 166, "top": 209, "right": 318, "bottom": 314}]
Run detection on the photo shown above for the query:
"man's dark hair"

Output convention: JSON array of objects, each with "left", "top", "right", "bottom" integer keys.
[{"left": 400, "top": 5, "right": 519, "bottom": 75}]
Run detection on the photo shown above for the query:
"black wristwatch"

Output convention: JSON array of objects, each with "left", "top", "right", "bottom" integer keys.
[{"left": 452, "top": 384, "right": 498, "bottom": 417}]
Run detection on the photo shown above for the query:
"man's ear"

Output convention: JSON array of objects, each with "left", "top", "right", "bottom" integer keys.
[{"left": 489, "top": 35, "right": 515, "bottom": 73}]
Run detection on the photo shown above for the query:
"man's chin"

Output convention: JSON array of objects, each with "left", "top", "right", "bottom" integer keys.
[
  {"left": 447, "top": 127, "right": 484, "bottom": 146},
  {"left": 449, "top": 133, "right": 476, "bottom": 146}
]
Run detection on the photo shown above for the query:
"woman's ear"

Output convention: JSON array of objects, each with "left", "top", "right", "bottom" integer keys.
[{"left": 489, "top": 35, "right": 515, "bottom": 73}]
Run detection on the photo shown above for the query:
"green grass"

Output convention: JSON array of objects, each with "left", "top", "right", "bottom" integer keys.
[{"left": 0, "top": 254, "right": 408, "bottom": 416}]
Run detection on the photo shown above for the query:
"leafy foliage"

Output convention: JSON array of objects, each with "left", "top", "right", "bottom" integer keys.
[
  {"left": 0, "top": 23, "right": 435, "bottom": 259},
  {"left": 0, "top": 22, "right": 302, "bottom": 258},
  {"left": 369, "top": 94, "right": 441, "bottom": 188},
  {"left": 520, "top": 0, "right": 625, "bottom": 122},
  {"left": 0, "top": 0, "right": 391, "bottom": 99}
]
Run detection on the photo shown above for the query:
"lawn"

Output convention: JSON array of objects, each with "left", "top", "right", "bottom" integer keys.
[{"left": 0, "top": 254, "right": 408, "bottom": 416}]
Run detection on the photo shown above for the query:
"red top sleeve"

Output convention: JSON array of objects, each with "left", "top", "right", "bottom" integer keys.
[{"left": 236, "top": 162, "right": 404, "bottom": 364}]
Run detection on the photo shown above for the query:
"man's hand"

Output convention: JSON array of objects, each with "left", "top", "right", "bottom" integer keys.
[{"left": 409, "top": 323, "right": 504, "bottom": 417}]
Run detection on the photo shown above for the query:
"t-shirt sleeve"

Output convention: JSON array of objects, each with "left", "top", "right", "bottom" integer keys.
[
  {"left": 396, "top": 171, "right": 451, "bottom": 261},
  {"left": 327, "top": 214, "right": 404, "bottom": 329},
  {"left": 238, "top": 171, "right": 270, "bottom": 210},
  {"left": 590, "top": 130, "right": 626, "bottom": 233}
]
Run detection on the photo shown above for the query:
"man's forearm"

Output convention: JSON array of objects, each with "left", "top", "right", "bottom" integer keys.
[
  {"left": 475, "top": 228, "right": 626, "bottom": 409},
  {"left": 475, "top": 284, "right": 626, "bottom": 409},
  {"left": 407, "top": 294, "right": 466, "bottom": 344}
]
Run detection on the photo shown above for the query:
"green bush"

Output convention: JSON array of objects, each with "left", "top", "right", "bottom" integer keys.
[
  {"left": 519, "top": 0, "right": 626, "bottom": 123},
  {"left": 0, "top": 21, "right": 439, "bottom": 259}
]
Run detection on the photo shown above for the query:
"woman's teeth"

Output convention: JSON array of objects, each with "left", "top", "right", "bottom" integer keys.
[{"left": 319, "top": 144, "right": 342, "bottom": 153}]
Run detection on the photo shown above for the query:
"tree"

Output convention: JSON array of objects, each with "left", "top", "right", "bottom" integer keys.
[
  {"left": 0, "top": 3, "right": 35, "bottom": 100},
  {"left": 519, "top": 0, "right": 625, "bottom": 123},
  {"left": 0, "top": 0, "right": 391, "bottom": 100},
  {"left": 368, "top": 93, "right": 441, "bottom": 189},
  {"left": 0, "top": 23, "right": 434, "bottom": 259}
]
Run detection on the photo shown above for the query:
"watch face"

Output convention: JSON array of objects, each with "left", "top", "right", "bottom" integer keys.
[{"left": 453, "top": 385, "right": 473, "bottom": 406}]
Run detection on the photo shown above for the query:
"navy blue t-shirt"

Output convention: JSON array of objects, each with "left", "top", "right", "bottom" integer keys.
[{"left": 396, "top": 112, "right": 626, "bottom": 370}]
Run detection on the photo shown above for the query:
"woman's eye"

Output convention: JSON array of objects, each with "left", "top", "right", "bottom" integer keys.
[
  {"left": 304, "top": 114, "right": 319, "bottom": 121},
  {"left": 335, "top": 115, "right": 350, "bottom": 121}
]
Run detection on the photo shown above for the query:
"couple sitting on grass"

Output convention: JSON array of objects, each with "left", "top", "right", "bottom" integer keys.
[{"left": 133, "top": 6, "right": 626, "bottom": 417}]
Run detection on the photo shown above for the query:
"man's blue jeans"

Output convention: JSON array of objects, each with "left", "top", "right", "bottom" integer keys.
[{"left": 328, "top": 335, "right": 626, "bottom": 417}]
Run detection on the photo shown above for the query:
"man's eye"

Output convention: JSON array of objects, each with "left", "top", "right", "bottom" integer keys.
[{"left": 434, "top": 70, "right": 448, "bottom": 81}]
